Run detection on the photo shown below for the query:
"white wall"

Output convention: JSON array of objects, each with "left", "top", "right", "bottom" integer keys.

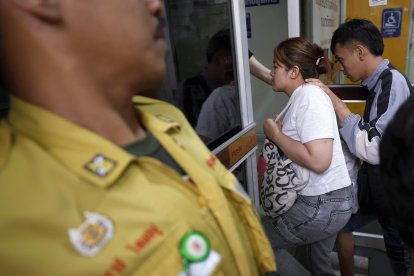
[{"left": 246, "top": 0, "right": 289, "bottom": 145}]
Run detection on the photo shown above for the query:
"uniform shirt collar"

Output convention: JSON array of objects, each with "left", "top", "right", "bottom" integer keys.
[
  {"left": 131, "top": 96, "right": 181, "bottom": 133},
  {"left": 7, "top": 96, "right": 181, "bottom": 188}
]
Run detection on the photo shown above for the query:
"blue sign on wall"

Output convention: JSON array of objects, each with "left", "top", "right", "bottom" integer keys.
[
  {"left": 246, "top": 12, "right": 252, "bottom": 38},
  {"left": 381, "top": 8, "right": 402, "bottom": 38},
  {"left": 245, "top": 0, "right": 279, "bottom": 8}
]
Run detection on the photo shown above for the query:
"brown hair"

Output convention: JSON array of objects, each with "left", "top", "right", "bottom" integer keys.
[{"left": 274, "top": 37, "right": 331, "bottom": 79}]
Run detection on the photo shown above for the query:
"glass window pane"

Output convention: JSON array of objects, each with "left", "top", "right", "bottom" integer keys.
[
  {"left": 246, "top": 1, "right": 289, "bottom": 149},
  {"left": 300, "top": 0, "right": 342, "bottom": 84},
  {"left": 162, "top": 0, "right": 241, "bottom": 149}
]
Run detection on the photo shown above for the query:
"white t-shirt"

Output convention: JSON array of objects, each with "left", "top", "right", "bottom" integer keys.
[
  {"left": 196, "top": 84, "right": 241, "bottom": 141},
  {"left": 281, "top": 84, "right": 351, "bottom": 196}
]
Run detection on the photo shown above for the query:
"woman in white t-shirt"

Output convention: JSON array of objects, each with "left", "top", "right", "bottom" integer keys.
[{"left": 261, "top": 37, "right": 353, "bottom": 276}]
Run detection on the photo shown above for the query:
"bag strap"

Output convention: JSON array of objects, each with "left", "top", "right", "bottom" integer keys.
[{"left": 275, "top": 84, "right": 302, "bottom": 121}]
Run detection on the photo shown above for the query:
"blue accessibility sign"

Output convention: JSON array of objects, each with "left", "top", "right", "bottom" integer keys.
[{"left": 381, "top": 8, "right": 402, "bottom": 38}]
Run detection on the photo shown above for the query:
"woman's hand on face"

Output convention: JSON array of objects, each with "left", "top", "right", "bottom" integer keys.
[
  {"left": 305, "top": 78, "right": 333, "bottom": 96},
  {"left": 263, "top": 118, "right": 282, "bottom": 142}
]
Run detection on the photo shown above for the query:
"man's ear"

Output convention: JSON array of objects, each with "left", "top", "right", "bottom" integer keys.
[
  {"left": 13, "top": 0, "right": 62, "bottom": 23},
  {"left": 355, "top": 45, "right": 367, "bottom": 61}
]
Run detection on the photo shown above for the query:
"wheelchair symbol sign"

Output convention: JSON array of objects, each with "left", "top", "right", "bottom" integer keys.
[{"left": 381, "top": 8, "right": 402, "bottom": 38}]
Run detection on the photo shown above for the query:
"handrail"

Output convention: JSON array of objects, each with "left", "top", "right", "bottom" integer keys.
[{"left": 328, "top": 84, "right": 369, "bottom": 101}]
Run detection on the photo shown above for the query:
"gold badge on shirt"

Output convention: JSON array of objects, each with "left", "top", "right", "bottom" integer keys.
[
  {"left": 84, "top": 154, "right": 117, "bottom": 177},
  {"left": 68, "top": 211, "right": 114, "bottom": 256}
]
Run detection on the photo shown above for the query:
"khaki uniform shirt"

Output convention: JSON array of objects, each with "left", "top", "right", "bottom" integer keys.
[{"left": 0, "top": 96, "right": 275, "bottom": 275}]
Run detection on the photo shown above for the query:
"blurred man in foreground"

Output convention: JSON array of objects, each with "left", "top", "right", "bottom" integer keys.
[
  {"left": 0, "top": 0, "right": 275, "bottom": 275},
  {"left": 380, "top": 94, "right": 414, "bottom": 276}
]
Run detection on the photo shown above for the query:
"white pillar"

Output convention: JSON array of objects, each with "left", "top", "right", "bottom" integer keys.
[{"left": 288, "top": 0, "right": 300, "bottom": 37}]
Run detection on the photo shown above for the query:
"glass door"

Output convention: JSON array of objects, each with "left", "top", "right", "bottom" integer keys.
[
  {"left": 162, "top": 0, "right": 240, "bottom": 142},
  {"left": 161, "top": 0, "right": 259, "bottom": 197}
]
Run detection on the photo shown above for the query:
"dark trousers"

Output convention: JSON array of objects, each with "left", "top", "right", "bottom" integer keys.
[{"left": 356, "top": 163, "right": 411, "bottom": 275}]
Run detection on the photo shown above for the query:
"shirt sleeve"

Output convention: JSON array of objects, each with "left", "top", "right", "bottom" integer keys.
[
  {"left": 196, "top": 89, "right": 228, "bottom": 140},
  {"left": 340, "top": 71, "right": 411, "bottom": 165}
]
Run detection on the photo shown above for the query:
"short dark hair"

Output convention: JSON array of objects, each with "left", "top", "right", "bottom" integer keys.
[
  {"left": 331, "top": 18, "right": 384, "bottom": 56},
  {"left": 380, "top": 94, "right": 414, "bottom": 248},
  {"left": 206, "top": 29, "right": 232, "bottom": 63}
]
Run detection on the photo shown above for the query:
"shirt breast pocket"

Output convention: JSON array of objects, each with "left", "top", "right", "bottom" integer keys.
[
  {"left": 131, "top": 223, "right": 223, "bottom": 276},
  {"left": 131, "top": 224, "right": 184, "bottom": 276}
]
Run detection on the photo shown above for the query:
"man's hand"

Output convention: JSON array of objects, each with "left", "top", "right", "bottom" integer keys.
[
  {"left": 305, "top": 78, "right": 352, "bottom": 123},
  {"left": 305, "top": 78, "right": 333, "bottom": 95}
]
